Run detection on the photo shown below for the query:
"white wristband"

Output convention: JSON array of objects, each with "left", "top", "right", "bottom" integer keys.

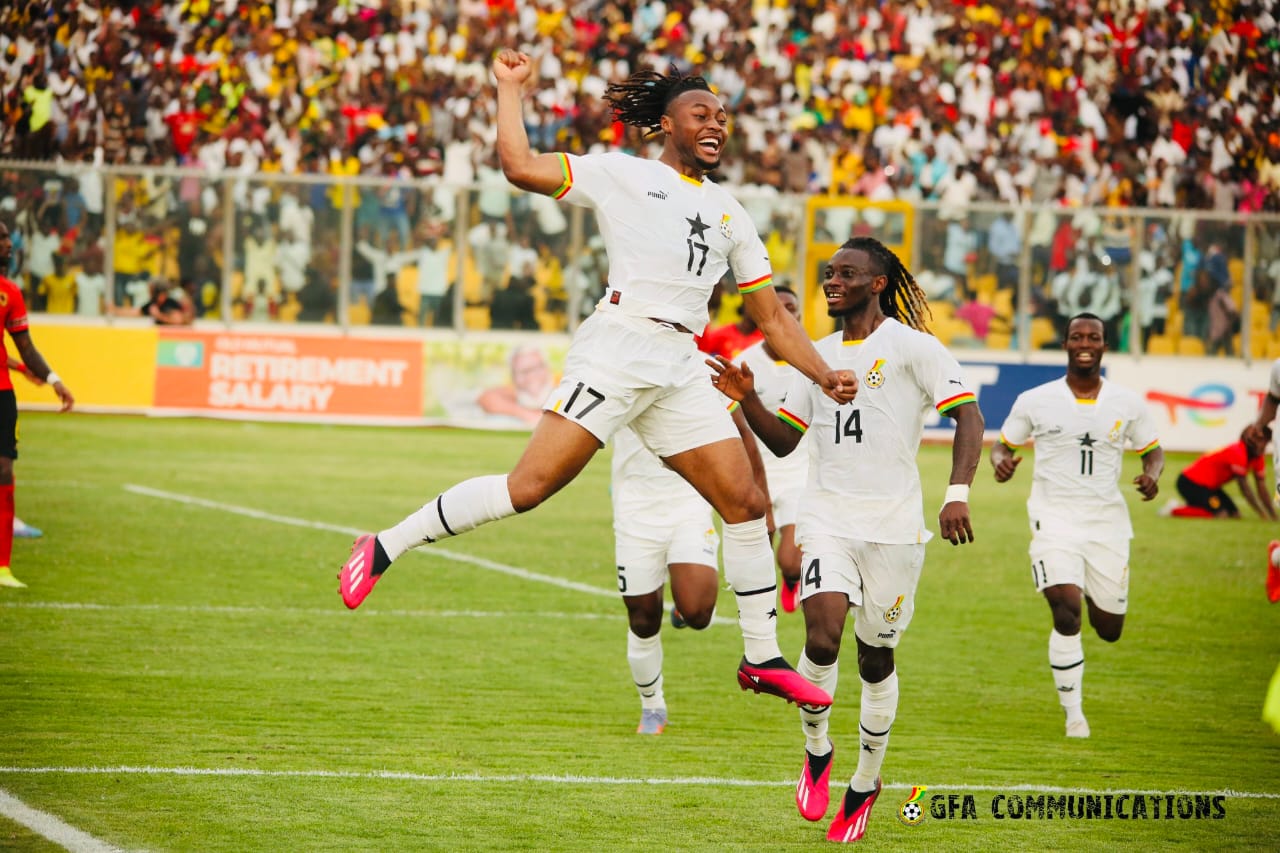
[
  {"left": 45, "top": 372, "right": 60, "bottom": 386},
  {"left": 943, "top": 484, "right": 970, "bottom": 504}
]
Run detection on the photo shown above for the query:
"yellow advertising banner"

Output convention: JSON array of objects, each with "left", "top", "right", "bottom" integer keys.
[{"left": 13, "top": 325, "right": 157, "bottom": 409}]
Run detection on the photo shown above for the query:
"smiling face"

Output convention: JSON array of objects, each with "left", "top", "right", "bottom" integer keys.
[
  {"left": 661, "top": 89, "right": 728, "bottom": 173},
  {"left": 1064, "top": 315, "right": 1106, "bottom": 376},
  {"left": 0, "top": 222, "right": 10, "bottom": 270},
  {"left": 822, "top": 247, "right": 885, "bottom": 319}
]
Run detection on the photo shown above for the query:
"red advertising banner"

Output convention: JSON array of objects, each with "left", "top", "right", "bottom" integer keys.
[{"left": 154, "top": 330, "right": 423, "bottom": 420}]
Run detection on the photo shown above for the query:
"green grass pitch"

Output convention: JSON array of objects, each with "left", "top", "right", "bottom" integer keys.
[{"left": 0, "top": 413, "right": 1277, "bottom": 851}]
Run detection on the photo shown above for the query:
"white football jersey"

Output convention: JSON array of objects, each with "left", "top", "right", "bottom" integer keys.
[
  {"left": 1269, "top": 358, "right": 1280, "bottom": 399},
  {"left": 778, "top": 319, "right": 977, "bottom": 545},
  {"left": 737, "top": 339, "right": 809, "bottom": 499},
  {"left": 999, "top": 377, "right": 1160, "bottom": 541},
  {"left": 557, "top": 152, "right": 773, "bottom": 332}
]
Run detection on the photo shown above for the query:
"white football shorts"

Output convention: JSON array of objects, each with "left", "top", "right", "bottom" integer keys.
[
  {"left": 1028, "top": 536, "right": 1130, "bottom": 614},
  {"left": 544, "top": 309, "right": 738, "bottom": 457},
  {"left": 797, "top": 532, "right": 926, "bottom": 649},
  {"left": 614, "top": 502, "right": 719, "bottom": 597}
]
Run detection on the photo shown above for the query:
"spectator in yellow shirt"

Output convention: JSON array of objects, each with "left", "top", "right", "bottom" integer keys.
[{"left": 37, "top": 255, "right": 77, "bottom": 314}]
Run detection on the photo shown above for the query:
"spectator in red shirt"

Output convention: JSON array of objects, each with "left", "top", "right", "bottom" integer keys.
[
  {"left": 1167, "top": 430, "right": 1276, "bottom": 520},
  {"left": 698, "top": 302, "right": 764, "bottom": 360}
]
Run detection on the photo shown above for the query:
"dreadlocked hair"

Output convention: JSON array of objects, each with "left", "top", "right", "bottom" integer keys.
[
  {"left": 841, "top": 236, "right": 934, "bottom": 334},
  {"left": 603, "top": 68, "right": 713, "bottom": 138}
]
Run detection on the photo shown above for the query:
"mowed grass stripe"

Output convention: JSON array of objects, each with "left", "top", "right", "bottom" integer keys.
[
  {"left": 0, "top": 787, "right": 125, "bottom": 853},
  {"left": 123, "top": 482, "right": 622, "bottom": 599},
  {"left": 1, "top": 767, "right": 1276, "bottom": 799}
]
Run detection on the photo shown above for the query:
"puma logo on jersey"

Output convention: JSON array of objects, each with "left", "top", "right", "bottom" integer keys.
[{"left": 647, "top": 190, "right": 668, "bottom": 200}]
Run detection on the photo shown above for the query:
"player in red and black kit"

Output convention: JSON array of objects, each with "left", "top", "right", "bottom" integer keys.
[
  {"left": 0, "top": 221, "right": 74, "bottom": 589},
  {"left": 1170, "top": 430, "right": 1276, "bottom": 520}
]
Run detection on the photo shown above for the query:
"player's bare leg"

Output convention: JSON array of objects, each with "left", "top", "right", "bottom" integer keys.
[
  {"left": 666, "top": 438, "right": 831, "bottom": 707},
  {"left": 624, "top": 561, "right": 717, "bottom": 735},
  {"left": 1045, "top": 584, "right": 1089, "bottom": 737},
  {"left": 340, "top": 412, "right": 600, "bottom": 608}
]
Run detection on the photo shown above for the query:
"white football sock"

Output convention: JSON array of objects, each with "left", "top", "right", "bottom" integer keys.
[
  {"left": 722, "top": 517, "right": 782, "bottom": 663},
  {"left": 850, "top": 670, "right": 898, "bottom": 791},
  {"left": 1049, "top": 629, "right": 1085, "bottom": 723},
  {"left": 379, "top": 474, "right": 515, "bottom": 561},
  {"left": 798, "top": 650, "right": 838, "bottom": 755},
  {"left": 627, "top": 630, "right": 665, "bottom": 710}
]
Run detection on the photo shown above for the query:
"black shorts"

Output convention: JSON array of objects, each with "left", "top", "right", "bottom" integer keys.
[
  {"left": 1176, "top": 472, "right": 1236, "bottom": 515},
  {"left": 0, "top": 390, "right": 16, "bottom": 460}
]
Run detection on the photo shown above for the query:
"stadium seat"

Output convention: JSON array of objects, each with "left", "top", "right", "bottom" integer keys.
[
  {"left": 1176, "top": 337, "right": 1205, "bottom": 356},
  {"left": 1145, "top": 335, "right": 1174, "bottom": 355},
  {"left": 1029, "top": 317, "right": 1057, "bottom": 350},
  {"left": 985, "top": 331, "right": 1012, "bottom": 350},
  {"left": 991, "top": 289, "right": 1014, "bottom": 320}
]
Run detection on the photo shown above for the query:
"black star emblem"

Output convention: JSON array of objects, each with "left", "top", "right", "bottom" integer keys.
[
  {"left": 768, "top": 607, "right": 778, "bottom": 619},
  {"left": 1079, "top": 433, "right": 1096, "bottom": 447},
  {"left": 686, "top": 213, "right": 710, "bottom": 240}
]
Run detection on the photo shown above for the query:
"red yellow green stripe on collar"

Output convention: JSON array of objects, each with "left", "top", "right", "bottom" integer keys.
[
  {"left": 936, "top": 392, "right": 976, "bottom": 414},
  {"left": 777, "top": 407, "right": 807, "bottom": 432},
  {"left": 552, "top": 153, "right": 573, "bottom": 200}
]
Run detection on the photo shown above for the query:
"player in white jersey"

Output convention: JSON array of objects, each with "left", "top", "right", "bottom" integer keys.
[
  {"left": 337, "top": 53, "right": 860, "bottom": 711},
  {"left": 735, "top": 285, "right": 810, "bottom": 612},
  {"left": 991, "top": 313, "right": 1164, "bottom": 739},
  {"left": 1243, "top": 358, "right": 1280, "bottom": 602},
  {"left": 711, "top": 237, "right": 985, "bottom": 844},
  {"left": 612, "top": 425, "right": 718, "bottom": 735},
  {"left": 613, "top": 406, "right": 770, "bottom": 735}
]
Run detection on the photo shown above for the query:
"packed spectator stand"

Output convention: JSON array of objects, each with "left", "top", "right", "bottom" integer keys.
[{"left": 1, "top": 0, "right": 1278, "bottom": 358}]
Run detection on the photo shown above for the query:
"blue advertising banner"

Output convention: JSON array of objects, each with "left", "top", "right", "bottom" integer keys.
[{"left": 925, "top": 361, "right": 1067, "bottom": 438}]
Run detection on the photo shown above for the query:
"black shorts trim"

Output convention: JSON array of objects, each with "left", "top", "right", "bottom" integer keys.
[
  {"left": 0, "top": 390, "right": 16, "bottom": 460},
  {"left": 1176, "top": 472, "right": 1235, "bottom": 515}
]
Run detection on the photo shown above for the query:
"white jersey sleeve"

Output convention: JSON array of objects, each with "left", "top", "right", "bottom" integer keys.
[{"left": 1269, "top": 358, "right": 1280, "bottom": 400}]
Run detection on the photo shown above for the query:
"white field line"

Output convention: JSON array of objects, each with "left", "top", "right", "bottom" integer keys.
[
  {"left": 0, "top": 787, "right": 125, "bottom": 853},
  {"left": 0, "top": 767, "right": 1275, "bottom": 800},
  {"left": 121, "top": 483, "right": 737, "bottom": 625}
]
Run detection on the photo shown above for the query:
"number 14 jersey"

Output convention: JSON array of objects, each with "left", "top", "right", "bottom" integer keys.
[{"left": 778, "top": 319, "right": 976, "bottom": 545}]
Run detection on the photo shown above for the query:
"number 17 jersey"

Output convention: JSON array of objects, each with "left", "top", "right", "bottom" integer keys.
[{"left": 778, "top": 319, "right": 976, "bottom": 545}]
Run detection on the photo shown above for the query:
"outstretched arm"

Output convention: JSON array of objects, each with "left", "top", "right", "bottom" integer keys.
[
  {"left": 939, "top": 401, "right": 984, "bottom": 545},
  {"left": 494, "top": 50, "right": 573, "bottom": 195},
  {"left": 741, "top": 287, "right": 857, "bottom": 405},
  {"left": 708, "top": 355, "right": 802, "bottom": 459}
]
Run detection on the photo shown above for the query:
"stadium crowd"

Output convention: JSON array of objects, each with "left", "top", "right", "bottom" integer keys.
[{"left": 0, "top": 0, "right": 1277, "bottom": 351}]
